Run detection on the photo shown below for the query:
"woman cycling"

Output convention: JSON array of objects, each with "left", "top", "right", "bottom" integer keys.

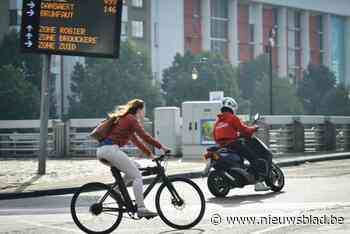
[{"left": 96, "top": 99, "right": 170, "bottom": 219}]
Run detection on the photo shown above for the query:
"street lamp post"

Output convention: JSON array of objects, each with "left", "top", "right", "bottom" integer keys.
[
  {"left": 191, "top": 57, "right": 219, "bottom": 90},
  {"left": 192, "top": 67, "right": 198, "bottom": 80},
  {"left": 267, "top": 27, "right": 276, "bottom": 115}
]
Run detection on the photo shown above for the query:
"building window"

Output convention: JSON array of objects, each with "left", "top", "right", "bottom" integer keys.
[
  {"left": 131, "top": 0, "right": 143, "bottom": 8},
  {"left": 192, "top": 0, "right": 201, "bottom": 34},
  {"left": 211, "top": 0, "right": 228, "bottom": 18},
  {"left": 249, "top": 24, "right": 255, "bottom": 43},
  {"left": 210, "top": 0, "right": 228, "bottom": 57},
  {"left": 331, "top": 16, "right": 345, "bottom": 84},
  {"left": 131, "top": 21, "right": 144, "bottom": 38},
  {"left": 211, "top": 40, "right": 227, "bottom": 55},
  {"left": 294, "top": 11, "right": 301, "bottom": 29},
  {"left": 287, "top": 10, "right": 302, "bottom": 80}
]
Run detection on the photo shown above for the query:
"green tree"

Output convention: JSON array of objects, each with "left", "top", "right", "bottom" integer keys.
[
  {"left": 239, "top": 55, "right": 303, "bottom": 115},
  {"left": 68, "top": 41, "right": 163, "bottom": 119},
  {"left": 252, "top": 73, "right": 304, "bottom": 115},
  {"left": 298, "top": 64, "right": 336, "bottom": 114},
  {"left": 0, "top": 30, "right": 42, "bottom": 88},
  {"left": 320, "top": 84, "right": 350, "bottom": 115},
  {"left": 0, "top": 65, "right": 40, "bottom": 119},
  {"left": 162, "top": 51, "right": 240, "bottom": 107},
  {"left": 238, "top": 54, "right": 268, "bottom": 100}
]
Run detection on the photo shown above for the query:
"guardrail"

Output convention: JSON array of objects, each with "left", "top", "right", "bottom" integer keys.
[
  {"left": 0, "top": 116, "right": 349, "bottom": 157},
  {"left": 257, "top": 116, "right": 350, "bottom": 155},
  {"left": 66, "top": 119, "right": 141, "bottom": 157},
  {"left": 0, "top": 120, "right": 58, "bottom": 157},
  {"left": 0, "top": 119, "right": 151, "bottom": 158}
]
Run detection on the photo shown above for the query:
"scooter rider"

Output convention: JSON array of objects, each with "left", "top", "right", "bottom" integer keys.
[{"left": 213, "top": 97, "right": 270, "bottom": 191}]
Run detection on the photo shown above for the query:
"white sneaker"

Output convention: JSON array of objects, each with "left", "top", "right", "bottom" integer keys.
[
  {"left": 254, "top": 182, "right": 270, "bottom": 191},
  {"left": 137, "top": 207, "right": 158, "bottom": 219}
]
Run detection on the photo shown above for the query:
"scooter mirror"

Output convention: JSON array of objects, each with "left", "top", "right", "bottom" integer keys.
[{"left": 254, "top": 113, "right": 260, "bottom": 122}]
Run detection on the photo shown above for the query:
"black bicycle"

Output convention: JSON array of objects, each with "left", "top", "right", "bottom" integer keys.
[{"left": 70, "top": 152, "right": 206, "bottom": 233}]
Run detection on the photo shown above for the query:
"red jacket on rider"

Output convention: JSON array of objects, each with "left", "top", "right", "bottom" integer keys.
[{"left": 213, "top": 112, "right": 257, "bottom": 147}]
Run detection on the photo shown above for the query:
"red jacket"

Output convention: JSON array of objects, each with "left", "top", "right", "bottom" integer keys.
[
  {"left": 107, "top": 114, "right": 162, "bottom": 156},
  {"left": 213, "top": 112, "right": 257, "bottom": 147}
]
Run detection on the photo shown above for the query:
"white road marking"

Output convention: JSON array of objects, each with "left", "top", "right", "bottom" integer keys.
[
  {"left": 250, "top": 224, "right": 290, "bottom": 234},
  {"left": 19, "top": 220, "right": 81, "bottom": 233}
]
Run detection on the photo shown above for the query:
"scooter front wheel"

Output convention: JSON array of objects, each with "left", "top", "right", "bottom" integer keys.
[{"left": 265, "top": 163, "right": 285, "bottom": 192}]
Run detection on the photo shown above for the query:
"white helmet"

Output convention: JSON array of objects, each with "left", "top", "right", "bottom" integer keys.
[{"left": 222, "top": 97, "right": 238, "bottom": 113}]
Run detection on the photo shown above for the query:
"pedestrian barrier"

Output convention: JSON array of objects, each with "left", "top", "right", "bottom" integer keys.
[
  {"left": 257, "top": 116, "right": 350, "bottom": 155},
  {"left": 0, "top": 120, "right": 55, "bottom": 157},
  {"left": 0, "top": 116, "right": 349, "bottom": 157}
]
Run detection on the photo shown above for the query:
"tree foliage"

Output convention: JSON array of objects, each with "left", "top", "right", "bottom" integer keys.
[
  {"left": 239, "top": 55, "right": 304, "bottom": 115},
  {"left": 162, "top": 51, "right": 240, "bottom": 107},
  {"left": 68, "top": 41, "right": 163, "bottom": 119},
  {"left": 297, "top": 64, "right": 336, "bottom": 115},
  {"left": 0, "top": 65, "right": 40, "bottom": 119},
  {"left": 0, "top": 30, "right": 42, "bottom": 88}
]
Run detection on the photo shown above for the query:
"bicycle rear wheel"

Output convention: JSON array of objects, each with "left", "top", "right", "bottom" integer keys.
[
  {"left": 70, "top": 182, "right": 123, "bottom": 234},
  {"left": 155, "top": 177, "right": 205, "bottom": 230}
]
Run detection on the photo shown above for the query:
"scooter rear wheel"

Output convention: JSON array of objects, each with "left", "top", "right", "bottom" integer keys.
[{"left": 207, "top": 171, "right": 230, "bottom": 197}]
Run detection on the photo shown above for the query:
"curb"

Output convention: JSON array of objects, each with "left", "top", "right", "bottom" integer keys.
[{"left": 1, "top": 153, "right": 349, "bottom": 200}]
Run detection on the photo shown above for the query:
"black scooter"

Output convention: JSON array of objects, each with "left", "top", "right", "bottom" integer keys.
[{"left": 202, "top": 113, "right": 285, "bottom": 197}]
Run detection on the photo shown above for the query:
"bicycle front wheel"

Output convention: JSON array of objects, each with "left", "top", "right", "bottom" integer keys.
[
  {"left": 70, "top": 182, "right": 123, "bottom": 234},
  {"left": 155, "top": 177, "right": 205, "bottom": 230}
]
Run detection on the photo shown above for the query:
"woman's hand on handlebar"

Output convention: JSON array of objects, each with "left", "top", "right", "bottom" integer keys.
[{"left": 161, "top": 145, "right": 171, "bottom": 154}]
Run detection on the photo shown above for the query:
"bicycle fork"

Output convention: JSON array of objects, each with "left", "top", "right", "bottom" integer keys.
[{"left": 164, "top": 179, "right": 184, "bottom": 206}]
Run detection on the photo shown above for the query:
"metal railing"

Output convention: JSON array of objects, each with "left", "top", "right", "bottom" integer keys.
[
  {"left": 0, "top": 120, "right": 57, "bottom": 157},
  {"left": 257, "top": 115, "right": 350, "bottom": 155},
  {"left": 0, "top": 116, "right": 350, "bottom": 158}
]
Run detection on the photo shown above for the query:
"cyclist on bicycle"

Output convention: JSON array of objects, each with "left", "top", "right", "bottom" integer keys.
[{"left": 97, "top": 99, "right": 170, "bottom": 219}]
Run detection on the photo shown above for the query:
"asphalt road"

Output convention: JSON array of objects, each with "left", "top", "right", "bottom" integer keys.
[{"left": 0, "top": 159, "right": 349, "bottom": 234}]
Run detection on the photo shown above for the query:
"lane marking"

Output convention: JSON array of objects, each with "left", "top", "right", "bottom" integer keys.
[
  {"left": 19, "top": 220, "right": 81, "bottom": 233},
  {"left": 251, "top": 224, "right": 290, "bottom": 234}
]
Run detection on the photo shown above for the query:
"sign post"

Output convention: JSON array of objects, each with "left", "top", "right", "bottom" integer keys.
[
  {"left": 38, "top": 54, "right": 50, "bottom": 175},
  {"left": 20, "top": 0, "right": 123, "bottom": 174}
]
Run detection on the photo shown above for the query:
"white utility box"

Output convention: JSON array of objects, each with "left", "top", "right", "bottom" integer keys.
[
  {"left": 154, "top": 107, "right": 182, "bottom": 156},
  {"left": 181, "top": 101, "right": 222, "bottom": 160}
]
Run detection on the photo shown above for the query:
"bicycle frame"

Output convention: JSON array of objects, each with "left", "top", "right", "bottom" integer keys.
[{"left": 99, "top": 159, "right": 183, "bottom": 215}]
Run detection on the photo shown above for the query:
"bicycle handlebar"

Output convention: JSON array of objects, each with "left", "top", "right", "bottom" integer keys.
[{"left": 152, "top": 150, "right": 171, "bottom": 162}]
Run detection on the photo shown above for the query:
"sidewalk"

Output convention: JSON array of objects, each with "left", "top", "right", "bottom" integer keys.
[{"left": 1, "top": 152, "right": 349, "bottom": 200}]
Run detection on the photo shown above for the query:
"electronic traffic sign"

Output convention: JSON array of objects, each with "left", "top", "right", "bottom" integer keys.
[{"left": 20, "top": 0, "right": 123, "bottom": 58}]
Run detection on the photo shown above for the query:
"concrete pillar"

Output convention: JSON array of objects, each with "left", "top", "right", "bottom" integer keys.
[
  {"left": 323, "top": 14, "right": 332, "bottom": 68},
  {"left": 201, "top": 0, "right": 211, "bottom": 51},
  {"left": 251, "top": 3, "right": 264, "bottom": 57},
  {"left": 301, "top": 11, "right": 310, "bottom": 70},
  {"left": 292, "top": 120, "right": 305, "bottom": 153},
  {"left": 323, "top": 121, "right": 337, "bottom": 151},
  {"left": 344, "top": 124, "right": 350, "bottom": 151},
  {"left": 277, "top": 7, "right": 288, "bottom": 78},
  {"left": 228, "top": 0, "right": 239, "bottom": 66},
  {"left": 345, "top": 17, "right": 350, "bottom": 86}
]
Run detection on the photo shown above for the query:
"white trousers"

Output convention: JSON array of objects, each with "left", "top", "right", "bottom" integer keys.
[{"left": 96, "top": 145, "right": 145, "bottom": 208}]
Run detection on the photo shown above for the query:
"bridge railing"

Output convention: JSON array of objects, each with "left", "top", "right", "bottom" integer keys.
[
  {"left": 0, "top": 116, "right": 349, "bottom": 157},
  {"left": 257, "top": 115, "right": 350, "bottom": 155}
]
